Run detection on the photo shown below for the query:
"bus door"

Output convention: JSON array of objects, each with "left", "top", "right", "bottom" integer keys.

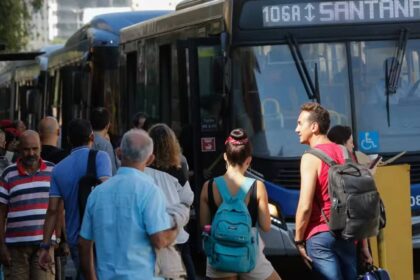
[{"left": 177, "top": 37, "right": 227, "bottom": 214}]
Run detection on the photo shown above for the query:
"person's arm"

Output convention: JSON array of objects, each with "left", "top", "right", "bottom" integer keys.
[
  {"left": 96, "top": 151, "right": 112, "bottom": 182},
  {"left": 256, "top": 181, "right": 271, "bottom": 232},
  {"left": 79, "top": 237, "right": 97, "bottom": 280},
  {"left": 39, "top": 197, "right": 61, "bottom": 269},
  {"left": 54, "top": 200, "right": 64, "bottom": 242},
  {"left": 0, "top": 177, "right": 10, "bottom": 266},
  {"left": 360, "top": 239, "right": 373, "bottom": 265},
  {"left": 295, "top": 153, "right": 319, "bottom": 267},
  {"left": 143, "top": 186, "right": 177, "bottom": 248},
  {"left": 199, "top": 181, "right": 211, "bottom": 229},
  {"left": 0, "top": 204, "right": 10, "bottom": 266},
  {"left": 78, "top": 194, "right": 96, "bottom": 279},
  {"left": 150, "top": 226, "right": 178, "bottom": 249}
]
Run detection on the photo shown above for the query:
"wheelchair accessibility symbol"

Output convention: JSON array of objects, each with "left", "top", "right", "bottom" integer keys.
[{"left": 358, "top": 131, "right": 379, "bottom": 152}]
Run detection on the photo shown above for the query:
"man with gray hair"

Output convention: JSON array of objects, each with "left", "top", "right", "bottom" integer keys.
[{"left": 78, "top": 129, "right": 178, "bottom": 280}]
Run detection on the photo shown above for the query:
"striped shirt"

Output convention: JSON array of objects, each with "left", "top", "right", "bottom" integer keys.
[{"left": 0, "top": 159, "right": 55, "bottom": 245}]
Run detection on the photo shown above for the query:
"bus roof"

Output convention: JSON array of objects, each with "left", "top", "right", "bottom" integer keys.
[
  {"left": 66, "top": 10, "right": 171, "bottom": 48},
  {"left": 49, "top": 11, "right": 169, "bottom": 70},
  {"left": 120, "top": 0, "right": 223, "bottom": 44},
  {"left": 0, "top": 44, "right": 63, "bottom": 85}
]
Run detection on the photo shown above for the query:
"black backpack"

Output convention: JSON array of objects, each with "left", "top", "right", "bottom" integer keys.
[
  {"left": 306, "top": 147, "right": 382, "bottom": 240},
  {"left": 78, "top": 150, "right": 101, "bottom": 222}
]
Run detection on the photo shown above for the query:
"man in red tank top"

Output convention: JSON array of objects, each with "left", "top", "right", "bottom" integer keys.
[{"left": 294, "top": 102, "right": 357, "bottom": 280}]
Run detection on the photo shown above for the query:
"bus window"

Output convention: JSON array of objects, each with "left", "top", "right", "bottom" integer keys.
[
  {"left": 233, "top": 43, "right": 351, "bottom": 158},
  {"left": 197, "top": 46, "right": 224, "bottom": 132},
  {"left": 351, "top": 40, "right": 420, "bottom": 153}
]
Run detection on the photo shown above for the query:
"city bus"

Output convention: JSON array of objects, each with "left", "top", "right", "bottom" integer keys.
[
  {"left": 46, "top": 11, "right": 170, "bottom": 147},
  {"left": 0, "top": 45, "right": 62, "bottom": 129},
  {"left": 120, "top": 0, "right": 420, "bottom": 255}
]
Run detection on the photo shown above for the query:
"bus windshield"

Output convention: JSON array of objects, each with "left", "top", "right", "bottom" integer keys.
[
  {"left": 351, "top": 40, "right": 420, "bottom": 154},
  {"left": 232, "top": 43, "right": 352, "bottom": 158}
]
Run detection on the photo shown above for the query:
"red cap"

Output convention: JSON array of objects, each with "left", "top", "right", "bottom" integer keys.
[
  {"left": 0, "top": 119, "right": 13, "bottom": 129},
  {"left": 4, "top": 127, "right": 21, "bottom": 138}
]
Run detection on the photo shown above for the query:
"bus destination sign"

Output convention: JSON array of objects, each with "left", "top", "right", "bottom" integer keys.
[{"left": 262, "top": 0, "right": 420, "bottom": 27}]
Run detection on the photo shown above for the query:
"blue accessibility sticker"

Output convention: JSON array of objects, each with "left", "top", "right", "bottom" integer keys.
[{"left": 358, "top": 131, "right": 379, "bottom": 153}]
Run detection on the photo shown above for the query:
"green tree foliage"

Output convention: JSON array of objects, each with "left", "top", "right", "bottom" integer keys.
[{"left": 0, "top": 0, "right": 43, "bottom": 51}]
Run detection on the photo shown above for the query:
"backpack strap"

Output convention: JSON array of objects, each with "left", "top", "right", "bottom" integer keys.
[
  {"left": 305, "top": 148, "right": 337, "bottom": 166},
  {"left": 249, "top": 180, "right": 258, "bottom": 226},
  {"left": 207, "top": 178, "right": 217, "bottom": 219},
  {"left": 340, "top": 145, "right": 354, "bottom": 164},
  {"left": 87, "top": 150, "right": 98, "bottom": 177},
  {"left": 214, "top": 176, "right": 255, "bottom": 202}
]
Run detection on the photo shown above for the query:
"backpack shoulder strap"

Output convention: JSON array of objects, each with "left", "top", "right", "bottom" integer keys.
[
  {"left": 207, "top": 178, "right": 217, "bottom": 219},
  {"left": 214, "top": 176, "right": 231, "bottom": 202},
  {"left": 237, "top": 177, "right": 255, "bottom": 201},
  {"left": 87, "top": 150, "right": 98, "bottom": 177},
  {"left": 305, "top": 148, "right": 337, "bottom": 166},
  {"left": 214, "top": 176, "right": 255, "bottom": 202},
  {"left": 249, "top": 180, "right": 258, "bottom": 226},
  {"left": 339, "top": 145, "right": 354, "bottom": 164}
]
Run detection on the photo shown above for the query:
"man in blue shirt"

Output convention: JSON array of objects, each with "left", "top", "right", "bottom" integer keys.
[
  {"left": 91, "top": 107, "right": 119, "bottom": 175},
  {"left": 79, "top": 129, "right": 177, "bottom": 280},
  {"left": 38, "top": 119, "right": 112, "bottom": 278}
]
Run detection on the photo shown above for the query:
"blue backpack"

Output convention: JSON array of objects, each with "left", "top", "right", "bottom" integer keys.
[{"left": 203, "top": 176, "right": 258, "bottom": 273}]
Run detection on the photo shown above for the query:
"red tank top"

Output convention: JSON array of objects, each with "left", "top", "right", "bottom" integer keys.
[{"left": 304, "top": 143, "right": 345, "bottom": 240}]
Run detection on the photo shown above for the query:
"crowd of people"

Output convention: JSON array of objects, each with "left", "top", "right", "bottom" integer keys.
[{"left": 0, "top": 102, "right": 377, "bottom": 280}]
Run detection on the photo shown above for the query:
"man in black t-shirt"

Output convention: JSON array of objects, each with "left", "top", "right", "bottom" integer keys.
[{"left": 39, "top": 117, "right": 68, "bottom": 164}]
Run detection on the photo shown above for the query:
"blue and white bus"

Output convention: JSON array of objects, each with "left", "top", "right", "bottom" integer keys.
[{"left": 119, "top": 0, "right": 420, "bottom": 255}]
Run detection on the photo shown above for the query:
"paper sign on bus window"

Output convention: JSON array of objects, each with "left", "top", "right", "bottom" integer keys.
[
  {"left": 358, "top": 131, "right": 379, "bottom": 153},
  {"left": 201, "top": 137, "right": 216, "bottom": 152}
]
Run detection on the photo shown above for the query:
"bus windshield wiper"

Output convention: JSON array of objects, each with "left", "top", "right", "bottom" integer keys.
[
  {"left": 286, "top": 34, "right": 320, "bottom": 103},
  {"left": 385, "top": 29, "right": 408, "bottom": 126}
]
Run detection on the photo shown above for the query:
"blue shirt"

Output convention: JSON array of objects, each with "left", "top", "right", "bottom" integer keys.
[
  {"left": 50, "top": 146, "right": 112, "bottom": 246},
  {"left": 93, "top": 132, "right": 119, "bottom": 175},
  {"left": 80, "top": 167, "right": 171, "bottom": 280}
]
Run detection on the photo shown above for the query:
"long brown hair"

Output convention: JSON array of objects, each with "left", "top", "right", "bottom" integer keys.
[{"left": 148, "top": 123, "right": 181, "bottom": 169}]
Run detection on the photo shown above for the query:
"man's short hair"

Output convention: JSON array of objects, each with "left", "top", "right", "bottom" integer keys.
[
  {"left": 300, "top": 102, "right": 330, "bottom": 134},
  {"left": 90, "top": 107, "right": 110, "bottom": 131},
  {"left": 120, "top": 129, "right": 153, "bottom": 163},
  {"left": 68, "top": 119, "right": 93, "bottom": 147}
]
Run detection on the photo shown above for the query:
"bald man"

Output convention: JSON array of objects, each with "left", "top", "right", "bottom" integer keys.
[
  {"left": 39, "top": 117, "right": 68, "bottom": 164},
  {"left": 0, "top": 131, "right": 55, "bottom": 280}
]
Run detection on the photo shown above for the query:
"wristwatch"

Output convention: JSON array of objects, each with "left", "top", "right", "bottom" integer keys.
[
  {"left": 294, "top": 240, "right": 306, "bottom": 246},
  {"left": 39, "top": 242, "right": 51, "bottom": 250}
]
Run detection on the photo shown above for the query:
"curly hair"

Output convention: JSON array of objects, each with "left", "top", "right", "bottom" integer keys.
[
  {"left": 300, "top": 102, "right": 330, "bottom": 134},
  {"left": 148, "top": 123, "right": 181, "bottom": 169}
]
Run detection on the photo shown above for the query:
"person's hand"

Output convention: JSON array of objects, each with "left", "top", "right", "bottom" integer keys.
[
  {"left": 296, "top": 243, "right": 312, "bottom": 269},
  {"left": 38, "top": 248, "right": 53, "bottom": 271},
  {"left": 55, "top": 242, "right": 70, "bottom": 257},
  {"left": 0, "top": 244, "right": 11, "bottom": 266},
  {"left": 360, "top": 246, "right": 373, "bottom": 265},
  {"left": 60, "top": 242, "right": 70, "bottom": 257}
]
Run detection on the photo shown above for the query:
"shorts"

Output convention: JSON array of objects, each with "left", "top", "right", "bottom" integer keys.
[{"left": 206, "top": 236, "right": 275, "bottom": 280}]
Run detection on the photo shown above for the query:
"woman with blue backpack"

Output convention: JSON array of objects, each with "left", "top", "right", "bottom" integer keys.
[{"left": 200, "top": 128, "right": 282, "bottom": 280}]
